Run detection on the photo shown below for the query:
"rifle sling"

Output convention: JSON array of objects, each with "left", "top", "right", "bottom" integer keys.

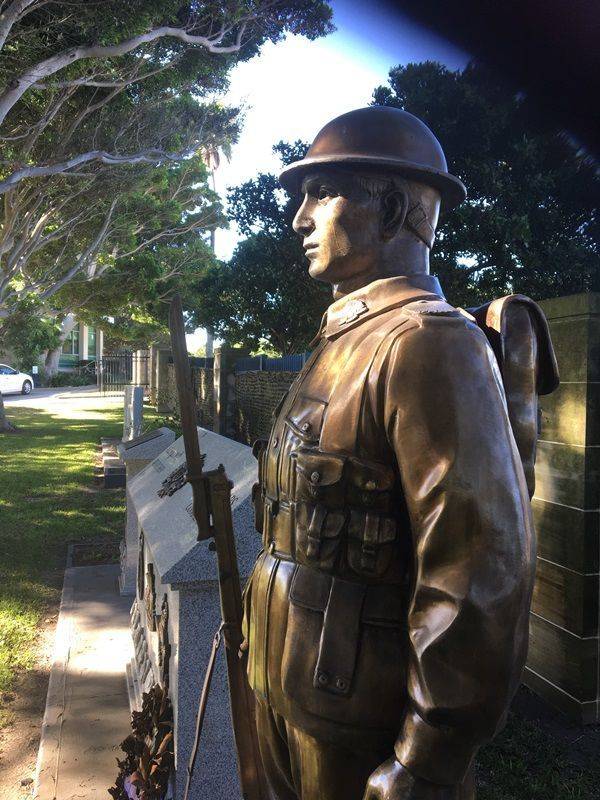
[{"left": 183, "top": 623, "right": 224, "bottom": 800}]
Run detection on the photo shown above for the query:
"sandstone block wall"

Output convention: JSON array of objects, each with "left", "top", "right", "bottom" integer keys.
[{"left": 525, "top": 293, "right": 600, "bottom": 724}]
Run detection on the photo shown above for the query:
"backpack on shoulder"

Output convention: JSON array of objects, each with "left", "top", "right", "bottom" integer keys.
[{"left": 467, "top": 294, "right": 560, "bottom": 497}]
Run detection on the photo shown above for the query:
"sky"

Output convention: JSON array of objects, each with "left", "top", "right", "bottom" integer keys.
[{"left": 188, "top": 0, "right": 469, "bottom": 350}]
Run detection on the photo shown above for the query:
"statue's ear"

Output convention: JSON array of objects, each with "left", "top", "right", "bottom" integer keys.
[{"left": 380, "top": 189, "right": 408, "bottom": 240}]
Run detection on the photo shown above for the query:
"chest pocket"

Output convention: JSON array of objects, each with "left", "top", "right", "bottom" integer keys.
[
  {"left": 285, "top": 396, "right": 327, "bottom": 442},
  {"left": 272, "top": 396, "right": 328, "bottom": 500}
]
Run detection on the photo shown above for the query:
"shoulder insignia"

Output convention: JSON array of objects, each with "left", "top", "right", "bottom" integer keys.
[
  {"left": 403, "top": 299, "right": 459, "bottom": 317},
  {"left": 337, "top": 298, "right": 369, "bottom": 326}
]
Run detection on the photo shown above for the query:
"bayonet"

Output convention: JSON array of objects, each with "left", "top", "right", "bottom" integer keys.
[{"left": 168, "top": 294, "right": 266, "bottom": 800}]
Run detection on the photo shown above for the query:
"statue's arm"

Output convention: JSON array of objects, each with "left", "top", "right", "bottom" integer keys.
[{"left": 369, "top": 313, "right": 535, "bottom": 795}]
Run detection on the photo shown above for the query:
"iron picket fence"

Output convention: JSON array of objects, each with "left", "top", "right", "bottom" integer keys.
[{"left": 234, "top": 352, "right": 312, "bottom": 373}]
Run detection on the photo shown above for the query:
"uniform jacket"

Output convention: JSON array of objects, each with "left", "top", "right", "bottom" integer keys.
[{"left": 243, "top": 274, "right": 536, "bottom": 786}]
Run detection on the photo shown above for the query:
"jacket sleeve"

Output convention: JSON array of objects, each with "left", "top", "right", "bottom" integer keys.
[{"left": 382, "top": 308, "right": 536, "bottom": 786}]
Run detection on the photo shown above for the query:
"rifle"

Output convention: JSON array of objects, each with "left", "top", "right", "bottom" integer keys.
[{"left": 169, "top": 294, "right": 267, "bottom": 800}]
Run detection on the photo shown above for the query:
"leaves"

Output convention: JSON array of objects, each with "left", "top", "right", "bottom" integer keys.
[
  {"left": 374, "top": 61, "right": 599, "bottom": 306},
  {"left": 191, "top": 140, "right": 329, "bottom": 355}
]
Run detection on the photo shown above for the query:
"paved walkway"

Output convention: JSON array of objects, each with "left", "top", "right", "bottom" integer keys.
[
  {"left": 35, "top": 565, "right": 133, "bottom": 800},
  {"left": 4, "top": 385, "right": 124, "bottom": 411}
]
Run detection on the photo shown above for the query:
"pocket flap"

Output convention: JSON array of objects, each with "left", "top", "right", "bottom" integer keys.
[
  {"left": 347, "top": 457, "right": 395, "bottom": 491},
  {"left": 294, "top": 449, "right": 346, "bottom": 486},
  {"left": 286, "top": 397, "right": 327, "bottom": 441},
  {"left": 347, "top": 511, "right": 397, "bottom": 544},
  {"left": 289, "top": 565, "right": 331, "bottom": 611},
  {"left": 296, "top": 503, "right": 346, "bottom": 539}
]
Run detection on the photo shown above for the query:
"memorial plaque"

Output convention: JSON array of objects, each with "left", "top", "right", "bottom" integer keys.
[
  {"left": 118, "top": 427, "right": 176, "bottom": 595},
  {"left": 126, "top": 427, "right": 260, "bottom": 800}
]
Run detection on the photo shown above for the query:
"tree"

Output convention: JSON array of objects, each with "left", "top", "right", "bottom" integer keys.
[
  {"left": 372, "top": 61, "right": 599, "bottom": 306},
  {"left": 0, "top": 0, "right": 334, "bottom": 429},
  {"left": 1, "top": 297, "right": 61, "bottom": 371},
  {"left": 193, "top": 141, "right": 330, "bottom": 354},
  {"left": 0, "top": 1, "right": 333, "bottom": 315}
]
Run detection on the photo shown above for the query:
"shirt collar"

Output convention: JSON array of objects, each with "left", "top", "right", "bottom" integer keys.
[{"left": 317, "top": 274, "right": 445, "bottom": 340}]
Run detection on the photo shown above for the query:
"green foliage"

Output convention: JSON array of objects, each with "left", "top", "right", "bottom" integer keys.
[
  {"left": 47, "top": 372, "right": 93, "bottom": 387},
  {"left": 192, "top": 142, "right": 329, "bottom": 354},
  {"left": 0, "top": 0, "right": 334, "bottom": 317},
  {"left": 373, "top": 61, "right": 599, "bottom": 306},
  {"left": 1, "top": 299, "right": 61, "bottom": 371}
]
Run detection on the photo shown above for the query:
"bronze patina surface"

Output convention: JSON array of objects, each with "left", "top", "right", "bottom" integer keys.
[{"left": 244, "top": 106, "right": 548, "bottom": 800}]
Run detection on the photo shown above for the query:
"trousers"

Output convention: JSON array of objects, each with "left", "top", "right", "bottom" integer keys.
[{"left": 255, "top": 700, "right": 476, "bottom": 800}]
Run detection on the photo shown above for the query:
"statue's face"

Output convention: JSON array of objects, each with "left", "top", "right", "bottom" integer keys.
[{"left": 292, "top": 170, "right": 382, "bottom": 286}]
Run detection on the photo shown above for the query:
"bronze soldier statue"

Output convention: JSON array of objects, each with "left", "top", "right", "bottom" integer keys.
[{"left": 242, "top": 106, "right": 557, "bottom": 800}]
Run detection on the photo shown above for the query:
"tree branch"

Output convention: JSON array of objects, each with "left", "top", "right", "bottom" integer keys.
[
  {"left": 0, "top": 0, "right": 40, "bottom": 52},
  {"left": 0, "top": 19, "right": 250, "bottom": 125},
  {"left": 0, "top": 147, "right": 194, "bottom": 193}
]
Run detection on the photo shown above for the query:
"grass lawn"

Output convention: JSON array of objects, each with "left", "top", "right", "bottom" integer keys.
[
  {"left": 478, "top": 688, "right": 598, "bottom": 799},
  {"left": 0, "top": 402, "right": 156, "bottom": 708}
]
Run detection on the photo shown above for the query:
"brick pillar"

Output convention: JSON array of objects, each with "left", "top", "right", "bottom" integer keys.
[
  {"left": 524, "top": 293, "right": 600, "bottom": 724},
  {"left": 213, "top": 346, "right": 249, "bottom": 436}
]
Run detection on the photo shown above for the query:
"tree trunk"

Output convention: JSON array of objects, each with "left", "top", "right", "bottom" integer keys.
[
  {"left": 45, "top": 312, "right": 76, "bottom": 377},
  {"left": 0, "top": 390, "right": 18, "bottom": 433}
]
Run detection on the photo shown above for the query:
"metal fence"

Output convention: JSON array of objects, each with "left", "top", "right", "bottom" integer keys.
[
  {"left": 99, "top": 351, "right": 150, "bottom": 394},
  {"left": 234, "top": 352, "right": 312, "bottom": 373},
  {"left": 168, "top": 355, "right": 214, "bottom": 369}
]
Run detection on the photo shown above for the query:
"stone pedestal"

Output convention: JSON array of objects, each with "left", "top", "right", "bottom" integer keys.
[
  {"left": 127, "top": 428, "right": 260, "bottom": 799},
  {"left": 117, "top": 427, "right": 176, "bottom": 595},
  {"left": 525, "top": 293, "right": 600, "bottom": 724}
]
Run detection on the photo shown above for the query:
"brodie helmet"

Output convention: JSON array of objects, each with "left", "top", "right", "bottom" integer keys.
[{"left": 279, "top": 106, "right": 467, "bottom": 211}]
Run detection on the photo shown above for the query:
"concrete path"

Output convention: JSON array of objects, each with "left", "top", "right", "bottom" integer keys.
[
  {"left": 3, "top": 385, "right": 124, "bottom": 411},
  {"left": 35, "top": 565, "right": 133, "bottom": 800}
]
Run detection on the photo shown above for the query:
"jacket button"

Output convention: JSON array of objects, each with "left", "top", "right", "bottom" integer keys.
[
  {"left": 317, "top": 671, "right": 329, "bottom": 686},
  {"left": 310, "top": 471, "right": 321, "bottom": 484},
  {"left": 335, "top": 677, "right": 348, "bottom": 691},
  {"left": 364, "top": 480, "right": 377, "bottom": 491},
  {"left": 301, "top": 422, "right": 311, "bottom": 432},
  {"left": 272, "top": 437, "right": 279, "bottom": 447}
]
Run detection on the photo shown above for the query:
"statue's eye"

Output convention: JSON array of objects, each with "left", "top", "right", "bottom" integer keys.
[{"left": 318, "top": 186, "right": 331, "bottom": 200}]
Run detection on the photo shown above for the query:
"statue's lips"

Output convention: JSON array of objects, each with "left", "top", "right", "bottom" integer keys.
[{"left": 303, "top": 243, "right": 318, "bottom": 257}]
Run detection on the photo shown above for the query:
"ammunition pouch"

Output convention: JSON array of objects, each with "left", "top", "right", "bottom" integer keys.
[{"left": 258, "top": 448, "right": 404, "bottom": 580}]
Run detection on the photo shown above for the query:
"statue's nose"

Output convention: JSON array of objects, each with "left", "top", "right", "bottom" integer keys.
[{"left": 292, "top": 196, "right": 315, "bottom": 237}]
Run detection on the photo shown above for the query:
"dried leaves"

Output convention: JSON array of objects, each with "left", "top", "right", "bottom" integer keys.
[{"left": 109, "top": 683, "right": 174, "bottom": 800}]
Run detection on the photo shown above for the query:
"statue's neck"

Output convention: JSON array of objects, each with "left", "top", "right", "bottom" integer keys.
[{"left": 332, "top": 239, "right": 430, "bottom": 300}]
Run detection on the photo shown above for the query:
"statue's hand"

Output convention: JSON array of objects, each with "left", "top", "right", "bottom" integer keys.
[{"left": 363, "top": 758, "right": 458, "bottom": 800}]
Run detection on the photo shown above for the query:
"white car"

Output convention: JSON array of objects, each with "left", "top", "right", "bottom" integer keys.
[{"left": 0, "top": 363, "right": 34, "bottom": 395}]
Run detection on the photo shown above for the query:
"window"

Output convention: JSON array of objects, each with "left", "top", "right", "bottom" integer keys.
[
  {"left": 62, "top": 328, "right": 80, "bottom": 356},
  {"left": 87, "top": 328, "right": 96, "bottom": 357}
]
